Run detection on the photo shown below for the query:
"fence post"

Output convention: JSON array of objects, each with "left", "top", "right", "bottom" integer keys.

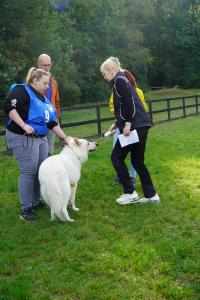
[
  {"left": 96, "top": 104, "right": 102, "bottom": 137},
  {"left": 148, "top": 101, "right": 153, "bottom": 125},
  {"left": 167, "top": 99, "right": 171, "bottom": 121},
  {"left": 195, "top": 96, "right": 198, "bottom": 114},
  {"left": 182, "top": 97, "right": 186, "bottom": 117}
]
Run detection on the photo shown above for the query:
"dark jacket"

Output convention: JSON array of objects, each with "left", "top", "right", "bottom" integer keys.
[{"left": 113, "top": 71, "right": 151, "bottom": 131}]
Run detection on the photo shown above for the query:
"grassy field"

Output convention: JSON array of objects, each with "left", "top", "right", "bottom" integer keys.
[
  {"left": 0, "top": 115, "right": 200, "bottom": 299},
  {"left": 145, "top": 87, "right": 200, "bottom": 100}
]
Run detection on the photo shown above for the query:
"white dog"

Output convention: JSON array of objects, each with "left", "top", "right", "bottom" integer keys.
[{"left": 38, "top": 137, "right": 97, "bottom": 222}]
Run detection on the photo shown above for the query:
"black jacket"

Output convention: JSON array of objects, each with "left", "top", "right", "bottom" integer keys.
[{"left": 113, "top": 71, "right": 151, "bottom": 132}]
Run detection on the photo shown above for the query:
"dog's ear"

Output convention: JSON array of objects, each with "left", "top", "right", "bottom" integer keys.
[{"left": 74, "top": 138, "right": 81, "bottom": 146}]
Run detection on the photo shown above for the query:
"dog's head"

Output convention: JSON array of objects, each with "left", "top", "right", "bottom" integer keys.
[
  {"left": 64, "top": 137, "right": 97, "bottom": 163},
  {"left": 77, "top": 138, "right": 97, "bottom": 152}
]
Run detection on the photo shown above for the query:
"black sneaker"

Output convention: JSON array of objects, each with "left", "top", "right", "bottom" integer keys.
[
  {"left": 20, "top": 207, "right": 36, "bottom": 222},
  {"left": 32, "top": 201, "right": 46, "bottom": 211}
]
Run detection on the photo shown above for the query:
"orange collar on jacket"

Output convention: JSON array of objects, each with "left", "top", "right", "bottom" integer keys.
[{"left": 43, "top": 76, "right": 61, "bottom": 117}]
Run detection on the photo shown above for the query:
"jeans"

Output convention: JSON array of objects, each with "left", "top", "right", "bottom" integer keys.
[
  {"left": 6, "top": 130, "right": 48, "bottom": 209},
  {"left": 111, "top": 127, "right": 156, "bottom": 197},
  {"left": 113, "top": 128, "right": 136, "bottom": 178}
]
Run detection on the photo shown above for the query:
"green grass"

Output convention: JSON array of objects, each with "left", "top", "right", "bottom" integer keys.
[
  {"left": 145, "top": 87, "right": 200, "bottom": 100},
  {"left": 0, "top": 116, "right": 200, "bottom": 299}
]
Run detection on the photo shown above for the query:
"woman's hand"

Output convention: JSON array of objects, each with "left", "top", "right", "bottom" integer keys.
[
  {"left": 108, "top": 123, "right": 117, "bottom": 132},
  {"left": 123, "top": 122, "right": 131, "bottom": 136},
  {"left": 104, "top": 123, "right": 116, "bottom": 137},
  {"left": 63, "top": 136, "right": 71, "bottom": 145},
  {"left": 8, "top": 110, "right": 34, "bottom": 134},
  {"left": 23, "top": 124, "right": 34, "bottom": 134},
  {"left": 51, "top": 125, "right": 72, "bottom": 145}
]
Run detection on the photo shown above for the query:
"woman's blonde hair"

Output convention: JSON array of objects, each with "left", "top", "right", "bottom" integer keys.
[
  {"left": 26, "top": 67, "right": 49, "bottom": 84},
  {"left": 100, "top": 57, "right": 122, "bottom": 73}
]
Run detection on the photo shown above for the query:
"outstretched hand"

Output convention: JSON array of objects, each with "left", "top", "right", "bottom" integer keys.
[{"left": 63, "top": 136, "right": 72, "bottom": 145}]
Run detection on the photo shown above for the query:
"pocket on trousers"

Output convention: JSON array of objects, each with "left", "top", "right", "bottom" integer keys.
[
  {"left": 6, "top": 131, "right": 30, "bottom": 160},
  {"left": 6, "top": 131, "right": 23, "bottom": 149}
]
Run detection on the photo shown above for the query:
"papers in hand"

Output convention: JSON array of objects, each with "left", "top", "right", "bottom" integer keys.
[{"left": 118, "top": 130, "right": 139, "bottom": 147}]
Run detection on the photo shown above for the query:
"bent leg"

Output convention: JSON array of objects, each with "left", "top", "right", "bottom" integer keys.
[
  {"left": 69, "top": 184, "right": 79, "bottom": 211},
  {"left": 32, "top": 138, "right": 48, "bottom": 206},
  {"left": 131, "top": 128, "right": 156, "bottom": 198},
  {"left": 62, "top": 208, "right": 74, "bottom": 222},
  {"left": 111, "top": 140, "right": 133, "bottom": 194},
  {"left": 47, "top": 130, "right": 55, "bottom": 155},
  {"left": 6, "top": 132, "right": 41, "bottom": 209},
  {"left": 129, "top": 156, "right": 136, "bottom": 178}
]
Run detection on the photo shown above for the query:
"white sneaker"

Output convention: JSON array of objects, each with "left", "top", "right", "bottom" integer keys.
[
  {"left": 116, "top": 191, "right": 140, "bottom": 205},
  {"left": 139, "top": 193, "right": 160, "bottom": 204}
]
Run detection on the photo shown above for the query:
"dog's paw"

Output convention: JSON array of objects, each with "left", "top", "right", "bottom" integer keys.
[
  {"left": 67, "top": 218, "right": 74, "bottom": 222},
  {"left": 72, "top": 206, "right": 79, "bottom": 211}
]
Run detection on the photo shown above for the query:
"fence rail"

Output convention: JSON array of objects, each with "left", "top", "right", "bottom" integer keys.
[{"left": 0, "top": 95, "right": 200, "bottom": 138}]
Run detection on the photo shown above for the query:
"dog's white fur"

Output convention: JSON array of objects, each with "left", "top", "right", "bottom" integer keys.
[{"left": 38, "top": 137, "right": 97, "bottom": 222}]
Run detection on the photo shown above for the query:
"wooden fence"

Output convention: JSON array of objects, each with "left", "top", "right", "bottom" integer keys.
[{"left": 0, "top": 95, "right": 200, "bottom": 138}]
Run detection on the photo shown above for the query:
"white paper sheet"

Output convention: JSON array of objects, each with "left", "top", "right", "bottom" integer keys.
[{"left": 118, "top": 130, "right": 139, "bottom": 147}]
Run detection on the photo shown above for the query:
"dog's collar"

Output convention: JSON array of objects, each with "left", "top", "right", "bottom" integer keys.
[{"left": 66, "top": 145, "right": 81, "bottom": 162}]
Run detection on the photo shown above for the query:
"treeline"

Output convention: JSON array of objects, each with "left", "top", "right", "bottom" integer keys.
[{"left": 0, "top": 0, "right": 200, "bottom": 106}]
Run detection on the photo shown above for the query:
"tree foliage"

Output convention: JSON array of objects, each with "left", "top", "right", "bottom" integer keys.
[{"left": 0, "top": 0, "right": 200, "bottom": 105}]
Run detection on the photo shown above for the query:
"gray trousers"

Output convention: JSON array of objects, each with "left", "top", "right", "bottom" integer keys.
[
  {"left": 47, "top": 129, "right": 55, "bottom": 155},
  {"left": 6, "top": 130, "right": 48, "bottom": 210}
]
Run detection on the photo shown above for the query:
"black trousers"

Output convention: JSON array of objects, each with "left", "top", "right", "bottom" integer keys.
[{"left": 111, "top": 127, "right": 156, "bottom": 197}]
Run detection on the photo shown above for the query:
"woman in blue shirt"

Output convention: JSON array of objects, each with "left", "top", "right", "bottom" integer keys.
[{"left": 4, "top": 67, "right": 69, "bottom": 221}]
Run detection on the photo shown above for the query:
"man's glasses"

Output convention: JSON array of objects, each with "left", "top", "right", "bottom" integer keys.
[{"left": 41, "top": 64, "right": 52, "bottom": 67}]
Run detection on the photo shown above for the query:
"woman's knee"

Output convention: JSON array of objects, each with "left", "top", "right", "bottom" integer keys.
[
  {"left": 131, "top": 159, "right": 144, "bottom": 170},
  {"left": 19, "top": 158, "right": 39, "bottom": 177}
]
